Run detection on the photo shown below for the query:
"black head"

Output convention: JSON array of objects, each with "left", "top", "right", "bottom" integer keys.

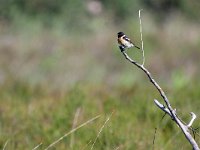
[{"left": 118, "top": 32, "right": 125, "bottom": 38}]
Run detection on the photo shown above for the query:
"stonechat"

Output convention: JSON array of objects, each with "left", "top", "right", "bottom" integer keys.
[{"left": 117, "top": 32, "right": 140, "bottom": 51}]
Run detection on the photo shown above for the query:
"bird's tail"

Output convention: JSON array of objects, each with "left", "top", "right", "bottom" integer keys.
[{"left": 135, "top": 45, "right": 141, "bottom": 50}]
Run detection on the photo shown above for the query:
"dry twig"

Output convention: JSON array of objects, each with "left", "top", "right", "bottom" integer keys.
[{"left": 139, "top": 9, "right": 145, "bottom": 66}]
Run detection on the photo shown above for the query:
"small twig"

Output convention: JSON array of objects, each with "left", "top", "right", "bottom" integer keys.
[
  {"left": 152, "top": 128, "right": 157, "bottom": 150},
  {"left": 152, "top": 113, "right": 167, "bottom": 150},
  {"left": 154, "top": 99, "right": 172, "bottom": 117},
  {"left": 91, "top": 111, "right": 114, "bottom": 150},
  {"left": 70, "top": 107, "right": 81, "bottom": 148},
  {"left": 32, "top": 143, "right": 43, "bottom": 150},
  {"left": 192, "top": 127, "right": 200, "bottom": 139},
  {"left": 187, "top": 112, "right": 197, "bottom": 127},
  {"left": 139, "top": 9, "right": 145, "bottom": 66},
  {"left": 192, "top": 129, "right": 196, "bottom": 140},
  {"left": 3, "top": 139, "right": 9, "bottom": 150},
  {"left": 44, "top": 115, "right": 101, "bottom": 150}
]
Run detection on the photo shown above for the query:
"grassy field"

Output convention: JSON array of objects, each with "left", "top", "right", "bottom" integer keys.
[
  {"left": 1, "top": 7, "right": 200, "bottom": 149},
  {"left": 1, "top": 79, "right": 200, "bottom": 149}
]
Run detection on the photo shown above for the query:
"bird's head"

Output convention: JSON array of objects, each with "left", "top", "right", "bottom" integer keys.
[{"left": 117, "top": 32, "right": 125, "bottom": 38}]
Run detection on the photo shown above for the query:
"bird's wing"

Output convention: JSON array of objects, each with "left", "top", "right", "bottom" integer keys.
[
  {"left": 123, "top": 35, "right": 131, "bottom": 42},
  {"left": 122, "top": 35, "right": 140, "bottom": 49},
  {"left": 123, "top": 35, "right": 135, "bottom": 44}
]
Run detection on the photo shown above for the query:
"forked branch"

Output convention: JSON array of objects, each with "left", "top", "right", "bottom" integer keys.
[{"left": 118, "top": 10, "right": 199, "bottom": 150}]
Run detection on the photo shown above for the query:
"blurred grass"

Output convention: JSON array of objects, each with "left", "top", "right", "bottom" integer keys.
[
  {"left": 0, "top": 1, "right": 200, "bottom": 149},
  {"left": 1, "top": 82, "right": 200, "bottom": 149},
  {"left": 0, "top": 11, "right": 200, "bottom": 90}
]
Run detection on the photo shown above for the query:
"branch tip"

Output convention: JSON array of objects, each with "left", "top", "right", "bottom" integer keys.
[
  {"left": 187, "top": 112, "right": 197, "bottom": 127},
  {"left": 154, "top": 99, "right": 172, "bottom": 117},
  {"left": 138, "top": 9, "right": 145, "bottom": 65}
]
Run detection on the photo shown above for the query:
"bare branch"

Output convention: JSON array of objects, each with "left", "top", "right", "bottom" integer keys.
[
  {"left": 154, "top": 99, "right": 172, "bottom": 117},
  {"left": 118, "top": 10, "right": 199, "bottom": 150},
  {"left": 120, "top": 48, "right": 199, "bottom": 149},
  {"left": 120, "top": 45, "right": 199, "bottom": 150}
]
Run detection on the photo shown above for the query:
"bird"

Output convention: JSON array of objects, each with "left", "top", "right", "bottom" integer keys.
[{"left": 117, "top": 32, "right": 140, "bottom": 51}]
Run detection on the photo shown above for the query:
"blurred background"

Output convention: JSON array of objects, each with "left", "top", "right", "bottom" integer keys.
[{"left": 0, "top": 0, "right": 200, "bottom": 149}]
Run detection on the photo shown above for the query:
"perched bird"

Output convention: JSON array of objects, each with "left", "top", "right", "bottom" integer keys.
[{"left": 117, "top": 32, "right": 140, "bottom": 51}]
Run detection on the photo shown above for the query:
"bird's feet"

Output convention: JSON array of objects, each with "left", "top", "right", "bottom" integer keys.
[{"left": 119, "top": 46, "right": 125, "bottom": 52}]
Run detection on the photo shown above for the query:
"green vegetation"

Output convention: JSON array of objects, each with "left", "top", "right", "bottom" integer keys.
[
  {"left": 1, "top": 82, "right": 200, "bottom": 149},
  {"left": 0, "top": 0, "right": 200, "bottom": 149}
]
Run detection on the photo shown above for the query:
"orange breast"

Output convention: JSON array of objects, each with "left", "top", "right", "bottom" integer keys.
[{"left": 118, "top": 37, "right": 123, "bottom": 44}]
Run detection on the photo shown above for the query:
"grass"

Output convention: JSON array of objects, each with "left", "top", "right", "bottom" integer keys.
[{"left": 0, "top": 81, "right": 200, "bottom": 149}]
